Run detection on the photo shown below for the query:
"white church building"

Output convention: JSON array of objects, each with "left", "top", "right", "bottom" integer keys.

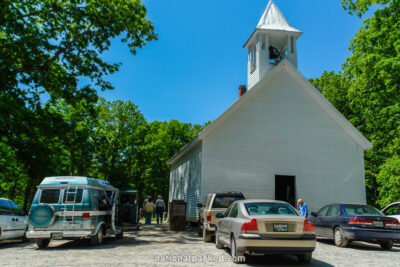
[{"left": 167, "top": 1, "right": 372, "bottom": 222}]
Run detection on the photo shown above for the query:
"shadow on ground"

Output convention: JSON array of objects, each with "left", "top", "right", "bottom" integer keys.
[
  {"left": 36, "top": 224, "right": 201, "bottom": 250},
  {"left": 317, "top": 239, "right": 400, "bottom": 252}
]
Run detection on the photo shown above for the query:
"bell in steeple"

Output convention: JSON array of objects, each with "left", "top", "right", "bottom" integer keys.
[{"left": 244, "top": 0, "right": 302, "bottom": 89}]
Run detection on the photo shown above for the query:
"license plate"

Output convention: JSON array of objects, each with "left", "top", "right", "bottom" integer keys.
[
  {"left": 373, "top": 221, "right": 384, "bottom": 227},
  {"left": 273, "top": 224, "right": 288, "bottom": 232},
  {"left": 52, "top": 233, "right": 63, "bottom": 240}
]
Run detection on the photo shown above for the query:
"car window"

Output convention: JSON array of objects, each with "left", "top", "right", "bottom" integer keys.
[
  {"left": 9, "top": 200, "right": 19, "bottom": 209},
  {"left": 0, "top": 199, "right": 12, "bottom": 209},
  {"left": 0, "top": 199, "right": 13, "bottom": 215},
  {"left": 228, "top": 204, "right": 239, "bottom": 218},
  {"left": 40, "top": 189, "right": 61, "bottom": 204},
  {"left": 343, "top": 204, "right": 383, "bottom": 216},
  {"left": 327, "top": 205, "right": 340, "bottom": 216},
  {"left": 317, "top": 205, "right": 330, "bottom": 217},
  {"left": 212, "top": 195, "right": 245, "bottom": 209},
  {"left": 383, "top": 204, "right": 400, "bottom": 216},
  {"left": 245, "top": 202, "right": 298, "bottom": 216},
  {"left": 224, "top": 204, "right": 233, "bottom": 217},
  {"left": 63, "top": 188, "right": 83, "bottom": 204}
]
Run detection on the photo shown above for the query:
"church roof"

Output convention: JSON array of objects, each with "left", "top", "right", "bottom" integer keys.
[{"left": 257, "top": 0, "right": 301, "bottom": 33}]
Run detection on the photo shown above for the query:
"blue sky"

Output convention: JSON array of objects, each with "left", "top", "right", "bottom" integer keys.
[{"left": 99, "top": 0, "right": 367, "bottom": 125}]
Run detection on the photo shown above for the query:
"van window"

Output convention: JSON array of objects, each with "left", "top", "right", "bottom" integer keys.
[
  {"left": 106, "top": 190, "right": 114, "bottom": 203},
  {"left": 63, "top": 188, "right": 83, "bottom": 204},
  {"left": 40, "top": 189, "right": 61, "bottom": 204},
  {"left": 97, "top": 190, "right": 111, "bottom": 210}
]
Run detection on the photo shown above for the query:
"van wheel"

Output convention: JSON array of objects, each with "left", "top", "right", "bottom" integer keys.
[
  {"left": 116, "top": 230, "right": 123, "bottom": 239},
  {"left": 202, "top": 226, "right": 212, "bottom": 242},
  {"left": 36, "top": 239, "right": 50, "bottom": 249},
  {"left": 91, "top": 226, "right": 104, "bottom": 245},
  {"left": 297, "top": 252, "right": 312, "bottom": 263},
  {"left": 334, "top": 227, "right": 348, "bottom": 247}
]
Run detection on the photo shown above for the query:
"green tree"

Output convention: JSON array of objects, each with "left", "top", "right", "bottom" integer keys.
[{"left": 0, "top": 0, "right": 156, "bottom": 209}]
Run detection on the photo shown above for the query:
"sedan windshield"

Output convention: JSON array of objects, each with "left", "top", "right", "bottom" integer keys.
[
  {"left": 343, "top": 204, "right": 383, "bottom": 216},
  {"left": 245, "top": 202, "right": 298, "bottom": 216}
]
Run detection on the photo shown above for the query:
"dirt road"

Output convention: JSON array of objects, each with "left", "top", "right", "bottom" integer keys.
[{"left": 0, "top": 224, "right": 399, "bottom": 266}]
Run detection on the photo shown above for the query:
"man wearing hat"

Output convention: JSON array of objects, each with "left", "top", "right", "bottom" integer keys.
[{"left": 155, "top": 195, "right": 166, "bottom": 224}]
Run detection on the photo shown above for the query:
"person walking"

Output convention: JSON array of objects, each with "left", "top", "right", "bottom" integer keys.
[
  {"left": 297, "top": 198, "right": 309, "bottom": 218},
  {"left": 143, "top": 197, "right": 155, "bottom": 224},
  {"left": 155, "top": 195, "right": 165, "bottom": 224}
]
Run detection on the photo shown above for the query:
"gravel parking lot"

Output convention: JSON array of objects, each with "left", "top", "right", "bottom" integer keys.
[{"left": 0, "top": 224, "right": 399, "bottom": 267}]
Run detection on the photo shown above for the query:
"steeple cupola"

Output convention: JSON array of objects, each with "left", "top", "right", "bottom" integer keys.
[{"left": 244, "top": 0, "right": 302, "bottom": 89}]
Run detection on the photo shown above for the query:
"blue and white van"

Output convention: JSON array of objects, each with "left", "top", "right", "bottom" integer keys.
[{"left": 26, "top": 176, "right": 139, "bottom": 248}]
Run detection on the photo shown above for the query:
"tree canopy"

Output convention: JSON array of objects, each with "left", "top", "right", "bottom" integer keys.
[{"left": 311, "top": 0, "right": 400, "bottom": 206}]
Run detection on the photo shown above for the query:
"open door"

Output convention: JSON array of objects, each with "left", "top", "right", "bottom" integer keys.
[
  {"left": 275, "top": 175, "right": 296, "bottom": 207},
  {"left": 118, "top": 190, "right": 140, "bottom": 230}
]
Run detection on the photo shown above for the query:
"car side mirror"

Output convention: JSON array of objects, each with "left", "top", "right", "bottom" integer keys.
[
  {"left": 197, "top": 203, "right": 203, "bottom": 208},
  {"left": 215, "top": 213, "right": 224, "bottom": 218},
  {"left": 311, "top": 212, "right": 317, "bottom": 217}
]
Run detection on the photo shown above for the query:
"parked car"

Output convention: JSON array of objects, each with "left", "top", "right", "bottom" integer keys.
[
  {"left": 308, "top": 203, "right": 400, "bottom": 250},
  {"left": 381, "top": 202, "right": 400, "bottom": 222},
  {"left": 197, "top": 192, "right": 245, "bottom": 242},
  {"left": 215, "top": 200, "right": 316, "bottom": 263},
  {"left": 0, "top": 198, "right": 28, "bottom": 242},
  {"left": 26, "top": 176, "right": 139, "bottom": 248}
]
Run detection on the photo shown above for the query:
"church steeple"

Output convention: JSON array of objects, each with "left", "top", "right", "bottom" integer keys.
[{"left": 244, "top": 0, "right": 302, "bottom": 89}]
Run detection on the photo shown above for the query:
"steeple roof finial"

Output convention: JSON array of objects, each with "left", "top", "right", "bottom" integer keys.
[{"left": 257, "top": 0, "right": 301, "bottom": 33}]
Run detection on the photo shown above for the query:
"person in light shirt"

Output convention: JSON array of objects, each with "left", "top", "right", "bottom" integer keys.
[{"left": 297, "top": 198, "right": 309, "bottom": 218}]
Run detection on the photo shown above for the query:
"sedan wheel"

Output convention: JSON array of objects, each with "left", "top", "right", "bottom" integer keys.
[
  {"left": 380, "top": 241, "right": 393, "bottom": 250},
  {"left": 334, "top": 227, "right": 348, "bottom": 247},
  {"left": 230, "top": 236, "right": 245, "bottom": 263},
  {"left": 215, "top": 228, "right": 223, "bottom": 249},
  {"left": 297, "top": 252, "right": 312, "bottom": 263}
]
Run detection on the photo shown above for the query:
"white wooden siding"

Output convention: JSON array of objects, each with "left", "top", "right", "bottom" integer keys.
[
  {"left": 201, "top": 68, "right": 366, "bottom": 212},
  {"left": 169, "top": 144, "right": 202, "bottom": 221}
]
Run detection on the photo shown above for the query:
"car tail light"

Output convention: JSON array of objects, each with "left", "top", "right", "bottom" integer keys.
[
  {"left": 303, "top": 219, "right": 315, "bottom": 233},
  {"left": 348, "top": 218, "right": 373, "bottom": 226},
  {"left": 384, "top": 220, "right": 400, "bottom": 228},
  {"left": 206, "top": 212, "right": 211, "bottom": 222},
  {"left": 82, "top": 212, "right": 90, "bottom": 220},
  {"left": 241, "top": 218, "right": 258, "bottom": 234}
]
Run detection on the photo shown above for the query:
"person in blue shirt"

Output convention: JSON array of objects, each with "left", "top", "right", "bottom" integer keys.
[{"left": 297, "top": 198, "right": 309, "bottom": 218}]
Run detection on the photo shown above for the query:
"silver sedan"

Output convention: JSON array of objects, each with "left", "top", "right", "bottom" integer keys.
[{"left": 215, "top": 199, "right": 316, "bottom": 263}]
